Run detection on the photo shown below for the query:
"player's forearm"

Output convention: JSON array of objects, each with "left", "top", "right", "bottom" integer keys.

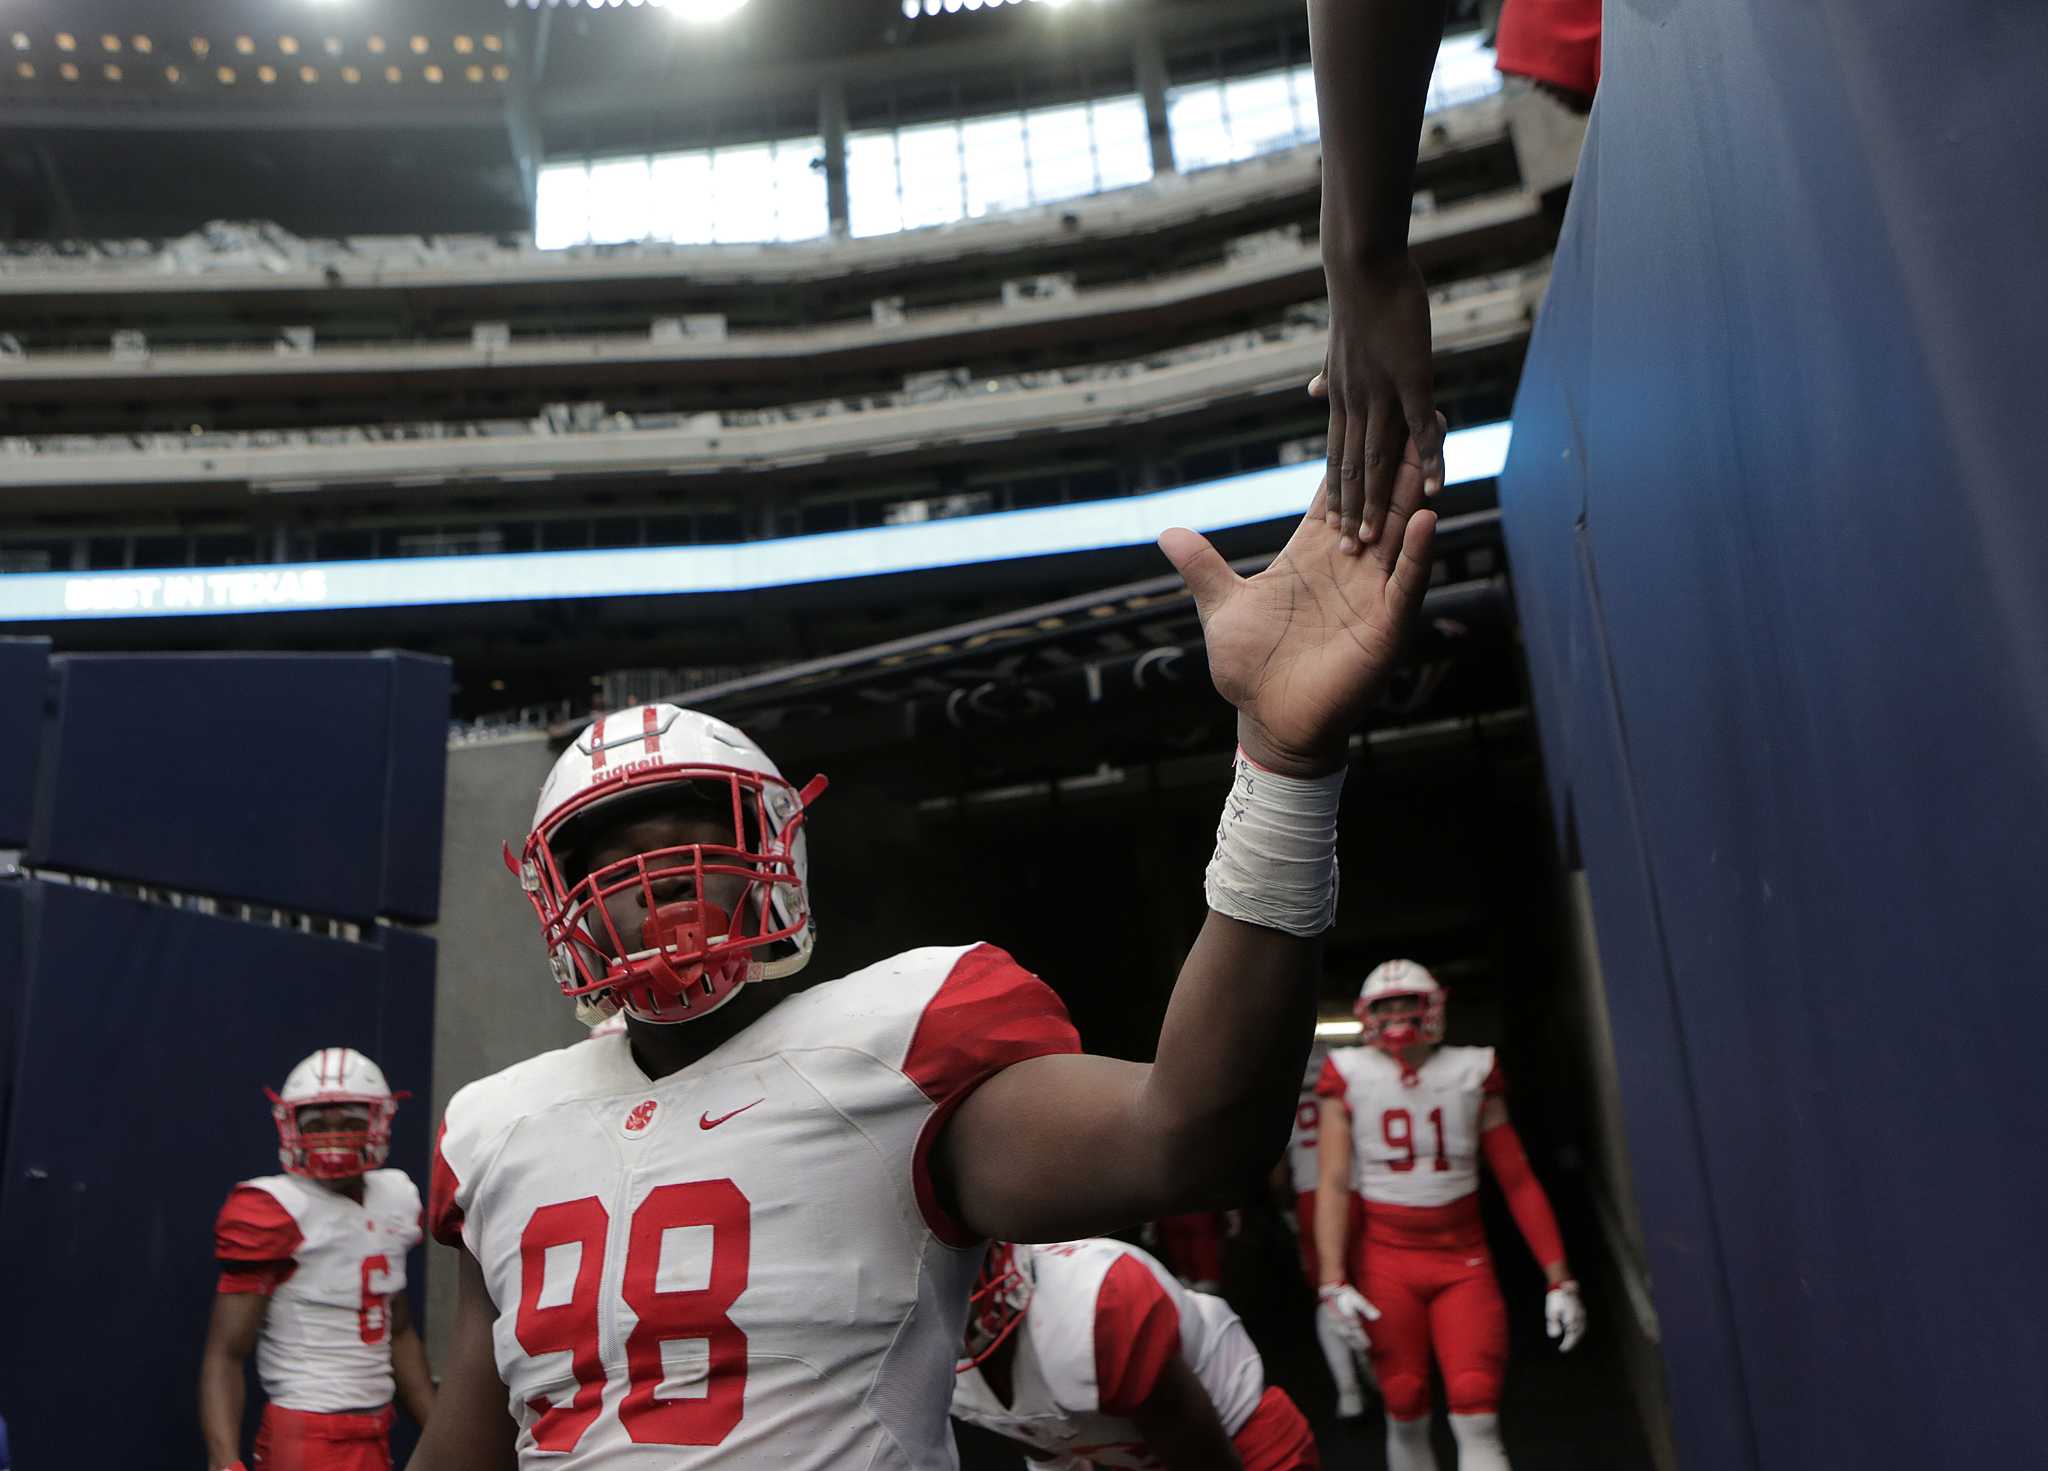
[
  {"left": 392, "top": 1327, "right": 438, "bottom": 1427},
  {"left": 197, "top": 1351, "right": 246, "bottom": 1469},
  {"left": 1315, "top": 1184, "right": 1352, "bottom": 1285},
  {"left": 1139, "top": 910, "right": 1321, "bottom": 1201},
  {"left": 1308, "top": 0, "right": 1451, "bottom": 265},
  {"left": 1481, "top": 1120, "right": 1568, "bottom": 1272}
]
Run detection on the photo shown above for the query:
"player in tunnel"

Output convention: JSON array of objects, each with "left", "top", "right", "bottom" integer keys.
[
  {"left": 1314, "top": 962, "right": 1585, "bottom": 1471},
  {"left": 199, "top": 1048, "right": 436, "bottom": 1471},
  {"left": 408, "top": 450, "right": 1443, "bottom": 1470}
]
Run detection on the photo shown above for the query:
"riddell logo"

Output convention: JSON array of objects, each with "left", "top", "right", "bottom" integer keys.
[
  {"left": 597, "top": 755, "right": 668, "bottom": 784},
  {"left": 624, "top": 1100, "right": 658, "bottom": 1133}
]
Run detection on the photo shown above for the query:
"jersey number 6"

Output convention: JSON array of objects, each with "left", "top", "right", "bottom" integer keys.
[{"left": 515, "top": 1179, "right": 752, "bottom": 1450}]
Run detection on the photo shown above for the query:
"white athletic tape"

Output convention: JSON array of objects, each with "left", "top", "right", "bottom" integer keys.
[{"left": 1203, "top": 747, "right": 1342, "bottom": 936}]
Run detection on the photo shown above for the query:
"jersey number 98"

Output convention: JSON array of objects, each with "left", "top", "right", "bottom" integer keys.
[{"left": 515, "top": 1179, "right": 751, "bottom": 1450}]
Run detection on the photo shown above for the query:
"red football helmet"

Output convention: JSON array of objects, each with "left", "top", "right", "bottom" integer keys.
[
  {"left": 267, "top": 1047, "right": 405, "bottom": 1181},
  {"left": 511, "top": 705, "right": 827, "bottom": 1027},
  {"left": 959, "top": 1242, "right": 1034, "bottom": 1372}
]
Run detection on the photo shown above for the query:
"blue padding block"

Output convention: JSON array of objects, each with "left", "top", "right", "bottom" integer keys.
[
  {"left": 1504, "top": 2, "right": 2048, "bottom": 1464},
  {"left": 0, "top": 882, "right": 435, "bottom": 1470},
  {"left": 30, "top": 652, "right": 449, "bottom": 922},
  {"left": 0, "top": 640, "right": 50, "bottom": 847},
  {"left": 377, "top": 652, "right": 453, "bottom": 924},
  {"left": 0, "top": 883, "right": 22, "bottom": 1169}
]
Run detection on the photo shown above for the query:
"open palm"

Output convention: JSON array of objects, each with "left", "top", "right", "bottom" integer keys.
[{"left": 1159, "top": 427, "right": 1439, "bottom": 776}]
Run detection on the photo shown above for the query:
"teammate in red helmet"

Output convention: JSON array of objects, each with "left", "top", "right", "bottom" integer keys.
[
  {"left": 199, "top": 1048, "right": 435, "bottom": 1471},
  {"left": 1315, "top": 963, "right": 1586, "bottom": 1471}
]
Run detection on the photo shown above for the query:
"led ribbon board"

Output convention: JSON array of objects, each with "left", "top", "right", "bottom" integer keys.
[{"left": 0, "top": 421, "right": 1509, "bottom": 621}]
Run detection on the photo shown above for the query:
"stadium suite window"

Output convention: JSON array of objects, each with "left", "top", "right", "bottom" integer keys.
[
  {"left": 847, "top": 94, "right": 1154, "bottom": 240},
  {"left": 538, "top": 135, "right": 828, "bottom": 250},
  {"left": 532, "top": 39, "right": 1493, "bottom": 248},
  {"left": 1166, "top": 36, "right": 1497, "bottom": 174}
]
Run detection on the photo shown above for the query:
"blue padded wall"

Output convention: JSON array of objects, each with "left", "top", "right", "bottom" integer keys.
[
  {"left": 1502, "top": 3, "right": 2048, "bottom": 1467},
  {"left": 0, "top": 880, "right": 435, "bottom": 1471},
  {"left": 0, "top": 639, "right": 50, "bottom": 847},
  {"left": 0, "top": 884, "right": 22, "bottom": 1165},
  {"left": 30, "top": 652, "right": 449, "bottom": 922}
]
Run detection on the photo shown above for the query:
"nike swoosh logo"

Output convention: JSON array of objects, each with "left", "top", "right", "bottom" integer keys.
[{"left": 699, "top": 1098, "right": 764, "bottom": 1130}]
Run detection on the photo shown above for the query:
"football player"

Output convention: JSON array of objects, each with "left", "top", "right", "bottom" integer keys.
[
  {"left": 1277, "top": 1044, "right": 1368, "bottom": 1418},
  {"left": 200, "top": 1048, "right": 435, "bottom": 1471},
  {"left": 1313, "top": 963, "right": 1586, "bottom": 1471},
  {"left": 953, "top": 1238, "right": 1319, "bottom": 1470},
  {"left": 410, "top": 461, "right": 1440, "bottom": 1470}
]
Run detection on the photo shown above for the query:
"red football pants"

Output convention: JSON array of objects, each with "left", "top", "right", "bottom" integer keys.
[
  {"left": 253, "top": 1404, "right": 394, "bottom": 1471},
  {"left": 1232, "top": 1385, "right": 1322, "bottom": 1471},
  {"left": 1351, "top": 1205, "right": 1508, "bottom": 1418}
]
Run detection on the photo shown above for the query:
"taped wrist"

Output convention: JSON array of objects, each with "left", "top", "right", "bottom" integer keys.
[{"left": 1204, "top": 747, "right": 1343, "bottom": 936}]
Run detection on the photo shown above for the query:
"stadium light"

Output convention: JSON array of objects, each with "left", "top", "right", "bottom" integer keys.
[{"left": 662, "top": 0, "right": 751, "bottom": 20}]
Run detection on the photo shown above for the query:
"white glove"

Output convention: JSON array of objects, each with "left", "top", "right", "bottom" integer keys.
[
  {"left": 1318, "top": 1282, "right": 1381, "bottom": 1354},
  {"left": 1545, "top": 1280, "right": 1586, "bottom": 1353}
]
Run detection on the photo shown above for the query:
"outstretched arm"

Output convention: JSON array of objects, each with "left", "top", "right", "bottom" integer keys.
[
  {"left": 1307, "top": 0, "right": 1452, "bottom": 552},
  {"left": 941, "top": 440, "right": 1439, "bottom": 1243},
  {"left": 403, "top": 1250, "right": 517, "bottom": 1471}
]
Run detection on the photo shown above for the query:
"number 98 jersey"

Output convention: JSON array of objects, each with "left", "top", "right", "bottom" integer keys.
[
  {"left": 1314, "top": 1046, "right": 1504, "bottom": 1209},
  {"left": 430, "top": 944, "right": 1079, "bottom": 1470}
]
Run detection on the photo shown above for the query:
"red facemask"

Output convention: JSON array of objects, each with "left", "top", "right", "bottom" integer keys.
[{"left": 959, "top": 1243, "right": 1033, "bottom": 1372}]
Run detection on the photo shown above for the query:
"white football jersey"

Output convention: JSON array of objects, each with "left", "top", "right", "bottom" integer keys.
[
  {"left": 1316, "top": 1045, "right": 1503, "bottom": 1209},
  {"left": 951, "top": 1239, "right": 1265, "bottom": 1470},
  {"left": 1285, "top": 1080, "right": 1327, "bottom": 1196},
  {"left": 213, "top": 1168, "right": 424, "bottom": 1412},
  {"left": 431, "top": 944, "right": 1078, "bottom": 1470}
]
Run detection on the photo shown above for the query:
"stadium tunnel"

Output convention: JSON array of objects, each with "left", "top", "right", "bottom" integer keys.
[{"left": 3, "top": 0, "right": 2043, "bottom": 1468}]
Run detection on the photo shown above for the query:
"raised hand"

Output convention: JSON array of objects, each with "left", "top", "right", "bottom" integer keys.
[
  {"left": 1158, "top": 418, "right": 1440, "bottom": 776},
  {"left": 1313, "top": 252, "right": 1447, "bottom": 554}
]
